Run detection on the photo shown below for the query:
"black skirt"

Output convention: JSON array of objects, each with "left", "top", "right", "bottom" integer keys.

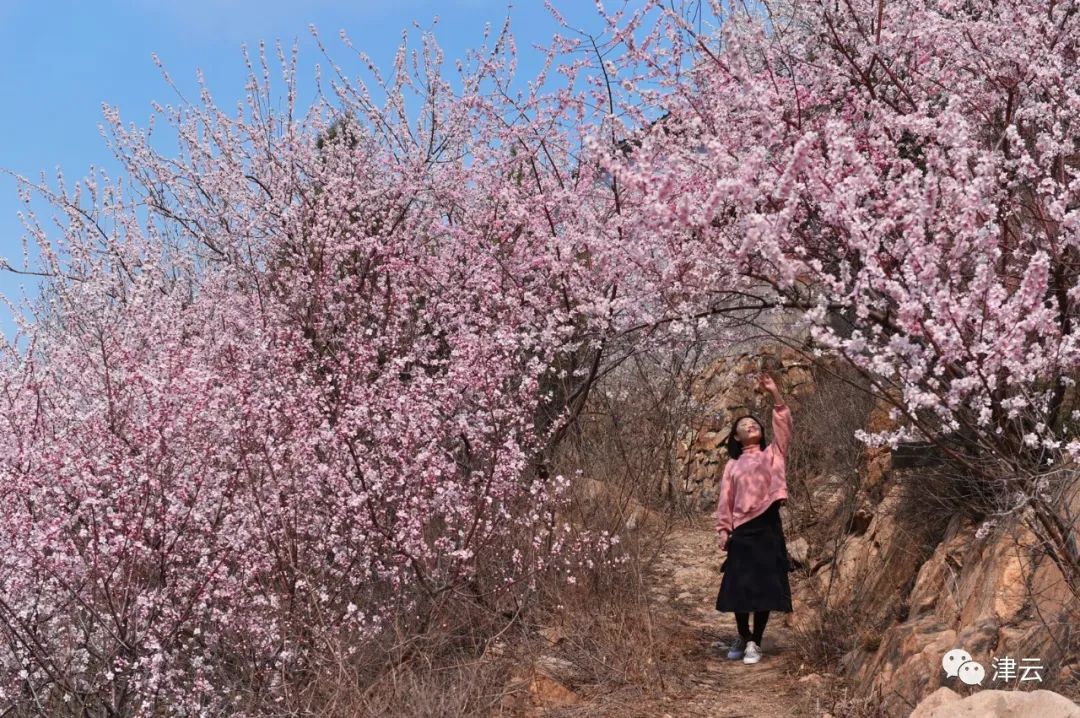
[{"left": 715, "top": 499, "right": 793, "bottom": 613}]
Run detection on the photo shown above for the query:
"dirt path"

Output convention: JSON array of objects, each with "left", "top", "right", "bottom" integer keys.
[
  {"left": 517, "top": 513, "right": 823, "bottom": 717},
  {"left": 643, "top": 518, "right": 807, "bottom": 712},
  {"left": 628, "top": 515, "right": 808, "bottom": 717}
]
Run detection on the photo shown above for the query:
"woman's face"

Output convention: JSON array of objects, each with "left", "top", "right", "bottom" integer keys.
[{"left": 735, "top": 417, "right": 762, "bottom": 446}]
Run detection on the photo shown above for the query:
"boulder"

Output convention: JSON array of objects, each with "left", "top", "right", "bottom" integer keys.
[
  {"left": 797, "top": 481, "right": 926, "bottom": 632},
  {"left": 838, "top": 483, "right": 1079, "bottom": 712},
  {"left": 905, "top": 514, "right": 968, "bottom": 619},
  {"left": 840, "top": 614, "right": 957, "bottom": 715},
  {"left": 910, "top": 687, "right": 1080, "bottom": 717},
  {"left": 908, "top": 686, "right": 960, "bottom": 716},
  {"left": 788, "top": 415, "right": 1080, "bottom": 715}
]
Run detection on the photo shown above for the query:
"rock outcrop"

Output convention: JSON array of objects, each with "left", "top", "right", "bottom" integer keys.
[{"left": 781, "top": 384, "right": 1080, "bottom": 715}]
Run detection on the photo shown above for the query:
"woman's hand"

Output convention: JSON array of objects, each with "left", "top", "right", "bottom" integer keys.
[
  {"left": 757, "top": 372, "right": 779, "bottom": 396},
  {"left": 718, "top": 530, "right": 730, "bottom": 551}
]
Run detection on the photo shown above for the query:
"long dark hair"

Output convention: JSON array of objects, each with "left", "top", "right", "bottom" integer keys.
[{"left": 725, "top": 414, "right": 769, "bottom": 459}]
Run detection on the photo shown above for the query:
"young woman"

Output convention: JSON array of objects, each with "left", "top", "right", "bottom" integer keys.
[{"left": 714, "top": 372, "right": 795, "bottom": 664}]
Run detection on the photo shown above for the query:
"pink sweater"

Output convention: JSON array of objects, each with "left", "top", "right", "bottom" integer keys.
[{"left": 714, "top": 402, "right": 793, "bottom": 536}]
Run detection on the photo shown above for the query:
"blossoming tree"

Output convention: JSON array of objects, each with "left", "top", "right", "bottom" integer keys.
[
  {"left": 0, "top": 25, "right": 642, "bottom": 715},
  {"left": 587, "top": 0, "right": 1080, "bottom": 588}
]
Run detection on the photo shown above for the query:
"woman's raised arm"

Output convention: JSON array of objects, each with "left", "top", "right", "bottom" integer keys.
[
  {"left": 757, "top": 372, "right": 792, "bottom": 457},
  {"left": 771, "top": 401, "right": 792, "bottom": 458}
]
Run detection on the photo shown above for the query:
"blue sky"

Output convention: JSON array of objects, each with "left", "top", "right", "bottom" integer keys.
[{"left": 0, "top": 0, "right": 609, "bottom": 342}]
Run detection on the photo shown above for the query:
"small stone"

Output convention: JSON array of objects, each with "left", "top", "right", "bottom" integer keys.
[
  {"left": 527, "top": 671, "right": 580, "bottom": 708},
  {"left": 787, "top": 536, "right": 810, "bottom": 566},
  {"left": 538, "top": 626, "right": 565, "bottom": 645},
  {"left": 536, "top": 654, "right": 576, "bottom": 678}
]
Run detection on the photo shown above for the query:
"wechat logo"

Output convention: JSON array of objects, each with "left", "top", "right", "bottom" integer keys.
[{"left": 942, "top": 648, "right": 985, "bottom": 686}]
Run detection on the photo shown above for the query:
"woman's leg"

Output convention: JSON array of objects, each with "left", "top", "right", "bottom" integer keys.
[
  {"left": 735, "top": 612, "right": 752, "bottom": 642},
  {"left": 751, "top": 610, "right": 770, "bottom": 644}
]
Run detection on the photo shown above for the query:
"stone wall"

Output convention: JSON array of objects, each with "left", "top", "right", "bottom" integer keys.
[{"left": 670, "top": 343, "right": 814, "bottom": 511}]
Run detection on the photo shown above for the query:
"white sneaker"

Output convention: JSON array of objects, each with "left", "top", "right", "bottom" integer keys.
[{"left": 743, "top": 640, "right": 762, "bottom": 664}]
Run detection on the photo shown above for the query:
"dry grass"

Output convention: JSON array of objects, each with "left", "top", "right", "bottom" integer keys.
[
  {"left": 787, "top": 570, "right": 870, "bottom": 672},
  {"left": 786, "top": 360, "right": 876, "bottom": 491},
  {"left": 779, "top": 360, "right": 883, "bottom": 673},
  {"left": 344, "top": 656, "right": 515, "bottom": 717},
  {"left": 512, "top": 345, "right": 727, "bottom": 710},
  {"left": 803, "top": 681, "right": 886, "bottom": 718}
]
